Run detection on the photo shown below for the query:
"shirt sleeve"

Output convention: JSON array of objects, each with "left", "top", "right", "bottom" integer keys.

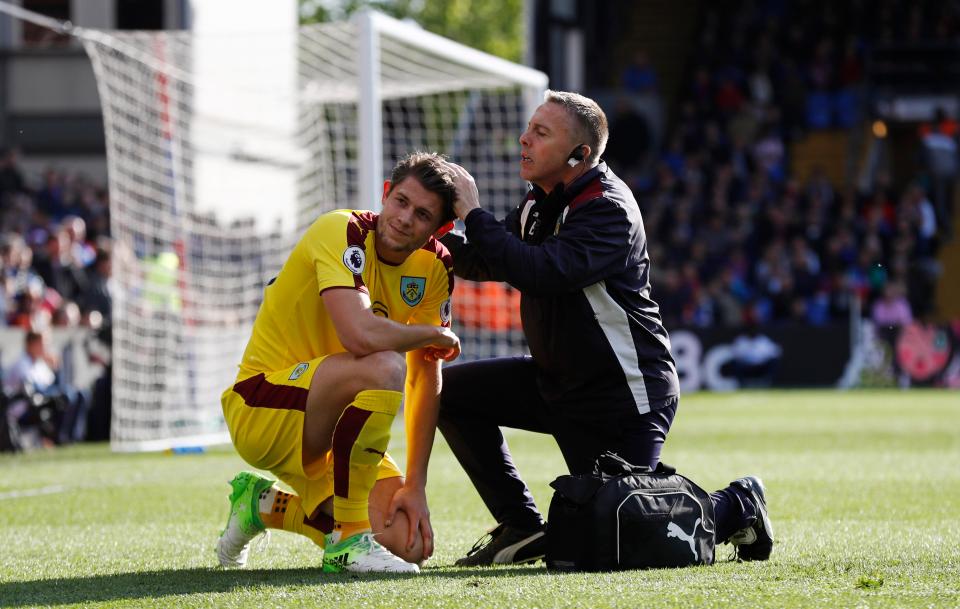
[
  {"left": 462, "top": 198, "right": 633, "bottom": 295},
  {"left": 300, "top": 211, "right": 369, "bottom": 295}
]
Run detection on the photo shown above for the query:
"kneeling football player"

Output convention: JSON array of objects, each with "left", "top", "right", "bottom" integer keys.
[{"left": 217, "top": 152, "right": 460, "bottom": 573}]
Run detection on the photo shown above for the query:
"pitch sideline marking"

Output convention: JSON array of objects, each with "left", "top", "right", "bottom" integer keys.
[{"left": 0, "top": 484, "right": 67, "bottom": 500}]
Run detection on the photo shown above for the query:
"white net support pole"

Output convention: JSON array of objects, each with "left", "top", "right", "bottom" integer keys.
[{"left": 357, "top": 9, "right": 383, "bottom": 212}]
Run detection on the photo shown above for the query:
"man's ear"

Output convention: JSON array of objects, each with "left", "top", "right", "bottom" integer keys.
[{"left": 382, "top": 180, "right": 391, "bottom": 203}]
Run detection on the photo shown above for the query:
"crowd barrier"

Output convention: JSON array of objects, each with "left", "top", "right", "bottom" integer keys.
[
  {"left": 855, "top": 320, "right": 960, "bottom": 389},
  {"left": 671, "top": 323, "right": 853, "bottom": 392},
  {"left": 1, "top": 319, "right": 955, "bottom": 402},
  {"left": 671, "top": 319, "right": 959, "bottom": 391}
]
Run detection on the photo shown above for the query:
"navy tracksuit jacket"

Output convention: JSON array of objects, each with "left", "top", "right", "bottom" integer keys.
[{"left": 444, "top": 161, "right": 679, "bottom": 414}]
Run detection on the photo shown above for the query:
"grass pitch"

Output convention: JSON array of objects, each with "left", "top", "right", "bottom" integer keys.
[{"left": 1, "top": 390, "right": 958, "bottom": 608}]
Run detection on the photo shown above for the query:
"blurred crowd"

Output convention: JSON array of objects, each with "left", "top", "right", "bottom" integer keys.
[
  {"left": 605, "top": 0, "right": 958, "bottom": 330},
  {"left": 0, "top": 147, "right": 113, "bottom": 448},
  {"left": 1, "top": 148, "right": 113, "bottom": 332}
]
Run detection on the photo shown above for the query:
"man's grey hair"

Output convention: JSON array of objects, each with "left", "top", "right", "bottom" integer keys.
[{"left": 543, "top": 90, "right": 608, "bottom": 165}]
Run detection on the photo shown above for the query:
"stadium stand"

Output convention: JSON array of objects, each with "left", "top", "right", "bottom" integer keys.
[
  {"left": 0, "top": 150, "right": 112, "bottom": 447},
  {"left": 608, "top": 0, "right": 959, "bottom": 330}
]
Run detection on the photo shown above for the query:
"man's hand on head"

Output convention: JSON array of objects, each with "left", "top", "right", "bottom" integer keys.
[{"left": 445, "top": 162, "right": 481, "bottom": 220}]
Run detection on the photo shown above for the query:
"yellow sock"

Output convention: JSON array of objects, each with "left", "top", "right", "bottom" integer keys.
[
  {"left": 333, "top": 519, "right": 372, "bottom": 541},
  {"left": 257, "top": 487, "right": 328, "bottom": 548},
  {"left": 331, "top": 389, "right": 402, "bottom": 527},
  {"left": 283, "top": 504, "right": 329, "bottom": 548}
]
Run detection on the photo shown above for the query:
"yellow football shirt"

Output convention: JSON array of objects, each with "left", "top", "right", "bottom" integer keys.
[{"left": 236, "top": 209, "right": 454, "bottom": 379}]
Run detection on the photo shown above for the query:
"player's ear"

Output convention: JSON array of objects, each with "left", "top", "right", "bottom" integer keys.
[{"left": 382, "top": 180, "right": 391, "bottom": 202}]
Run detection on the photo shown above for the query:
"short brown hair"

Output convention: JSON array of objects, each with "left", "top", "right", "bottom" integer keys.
[
  {"left": 543, "top": 90, "right": 608, "bottom": 165},
  {"left": 388, "top": 151, "right": 457, "bottom": 226}
]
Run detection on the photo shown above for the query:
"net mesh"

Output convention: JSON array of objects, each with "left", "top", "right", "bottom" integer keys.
[{"left": 79, "top": 18, "right": 541, "bottom": 450}]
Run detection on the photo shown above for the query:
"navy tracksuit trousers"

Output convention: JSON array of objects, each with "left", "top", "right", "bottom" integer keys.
[{"left": 437, "top": 356, "right": 758, "bottom": 544}]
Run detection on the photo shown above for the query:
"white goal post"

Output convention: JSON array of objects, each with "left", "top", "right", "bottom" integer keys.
[{"left": 58, "top": 9, "right": 546, "bottom": 451}]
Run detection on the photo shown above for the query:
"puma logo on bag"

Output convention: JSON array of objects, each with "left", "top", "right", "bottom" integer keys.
[{"left": 666, "top": 518, "right": 701, "bottom": 561}]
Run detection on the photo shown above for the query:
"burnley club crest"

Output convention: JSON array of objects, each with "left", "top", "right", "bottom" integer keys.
[{"left": 401, "top": 276, "right": 426, "bottom": 306}]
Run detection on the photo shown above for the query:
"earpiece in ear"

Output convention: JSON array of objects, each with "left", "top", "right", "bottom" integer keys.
[{"left": 567, "top": 145, "right": 586, "bottom": 167}]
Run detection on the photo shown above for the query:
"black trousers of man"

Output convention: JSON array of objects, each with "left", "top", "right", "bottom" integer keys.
[{"left": 438, "top": 356, "right": 758, "bottom": 543}]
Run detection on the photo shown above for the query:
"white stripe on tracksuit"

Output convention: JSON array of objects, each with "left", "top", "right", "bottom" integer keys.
[{"left": 583, "top": 280, "right": 651, "bottom": 414}]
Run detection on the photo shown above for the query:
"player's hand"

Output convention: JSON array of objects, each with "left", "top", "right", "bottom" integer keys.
[
  {"left": 384, "top": 483, "right": 434, "bottom": 559},
  {"left": 425, "top": 327, "right": 460, "bottom": 361},
  {"left": 444, "top": 162, "right": 481, "bottom": 219},
  {"left": 424, "top": 328, "right": 460, "bottom": 361},
  {"left": 423, "top": 346, "right": 459, "bottom": 362}
]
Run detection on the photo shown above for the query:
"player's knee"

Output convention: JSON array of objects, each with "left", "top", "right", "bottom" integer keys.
[
  {"left": 361, "top": 351, "right": 406, "bottom": 391},
  {"left": 393, "top": 536, "right": 426, "bottom": 566},
  {"left": 368, "top": 478, "right": 426, "bottom": 565},
  {"left": 374, "top": 515, "right": 426, "bottom": 565}
]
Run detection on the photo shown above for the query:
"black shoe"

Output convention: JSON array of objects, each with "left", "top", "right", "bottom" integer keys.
[
  {"left": 455, "top": 523, "right": 547, "bottom": 567},
  {"left": 728, "top": 476, "right": 774, "bottom": 561}
]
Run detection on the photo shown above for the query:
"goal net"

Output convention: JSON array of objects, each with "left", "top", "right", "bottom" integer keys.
[{"left": 76, "top": 11, "right": 546, "bottom": 450}]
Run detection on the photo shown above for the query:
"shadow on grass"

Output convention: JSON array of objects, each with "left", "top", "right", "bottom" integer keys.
[{"left": 0, "top": 565, "right": 546, "bottom": 606}]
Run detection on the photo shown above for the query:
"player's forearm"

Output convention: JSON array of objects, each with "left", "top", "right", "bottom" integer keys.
[
  {"left": 325, "top": 288, "right": 452, "bottom": 356},
  {"left": 344, "top": 314, "right": 447, "bottom": 356},
  {"left": 403, "top": 356, "right": 441, "bottom": 489}
]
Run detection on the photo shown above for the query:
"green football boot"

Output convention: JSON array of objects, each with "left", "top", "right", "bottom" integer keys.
[
  {"left": 322, "top": 531, "right": 419, "bottom": 574},
  {"left": 216, "top": 471, "right": 275, "bottom": 568}
]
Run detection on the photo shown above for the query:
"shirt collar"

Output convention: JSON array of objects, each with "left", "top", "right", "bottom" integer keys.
[{"left": 529, "top": 161, "right": 606, "bottom": 203}]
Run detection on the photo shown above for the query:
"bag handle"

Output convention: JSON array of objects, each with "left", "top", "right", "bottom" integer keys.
[{"left": 593, "top": 451, "right": 677, "bottom": 477}]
